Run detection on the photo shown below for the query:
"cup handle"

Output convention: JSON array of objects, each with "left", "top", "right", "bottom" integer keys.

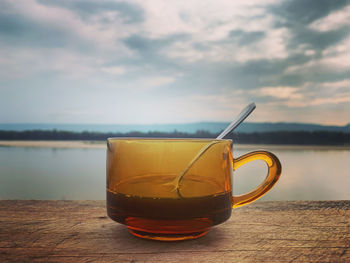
[{"left": 231, "top": 150, "right": 282, "bottom": 208}]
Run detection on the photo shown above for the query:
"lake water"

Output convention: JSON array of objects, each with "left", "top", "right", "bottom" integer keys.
[{"left": 0, "top": 145, "right": 349, "bottom": 200}]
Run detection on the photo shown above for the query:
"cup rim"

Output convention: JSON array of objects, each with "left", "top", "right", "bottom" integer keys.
[{"left": 107, "top": 137, "right": 233, "bottom": 142}]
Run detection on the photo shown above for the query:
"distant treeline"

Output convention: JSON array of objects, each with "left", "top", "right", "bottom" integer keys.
[{"left": 0, "top": 129, "right": 350, "bottom": 145}]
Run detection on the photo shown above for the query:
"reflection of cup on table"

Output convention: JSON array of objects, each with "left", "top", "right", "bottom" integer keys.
[{"left": 106, "top": 138, "right": 281, "bottom": 241}]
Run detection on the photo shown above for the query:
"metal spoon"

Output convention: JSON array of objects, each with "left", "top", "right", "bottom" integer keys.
[
  {"left": 216, "top": 102, "right": 256, "bottom": 139},
  {"left": 168, "top": 103, "right": 256, "bottom": 196}
]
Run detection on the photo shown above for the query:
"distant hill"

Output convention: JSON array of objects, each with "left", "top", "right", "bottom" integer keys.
[
  {"left": 236, "top": 122, "right": 350, "bottom": 133},
  {"left": 0, "top": 122, "right": 349, "bottom": 134}
]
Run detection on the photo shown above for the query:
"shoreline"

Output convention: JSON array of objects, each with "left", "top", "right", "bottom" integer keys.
[
  {"left": 0, "top": 140, "right": 349, "bottom": 150},
  {"left": 0, "top": 140, "right": 106, "bottom": 149}
]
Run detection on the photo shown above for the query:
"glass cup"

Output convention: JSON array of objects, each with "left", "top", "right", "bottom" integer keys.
[{"left": 106, "top": 138, "right": 281, "bottom": 241}]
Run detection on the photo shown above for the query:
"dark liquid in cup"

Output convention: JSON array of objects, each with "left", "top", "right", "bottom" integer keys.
[{"left": 107, "top": 190, "right": 232, "bottom": 238}]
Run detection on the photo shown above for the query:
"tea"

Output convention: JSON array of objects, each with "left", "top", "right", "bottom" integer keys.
[
  {"left": 107, "top": 190, "right": 232, "bottom": 240},
  {"left": 107, "top": 174, "right": 232, "bottom": 240}
]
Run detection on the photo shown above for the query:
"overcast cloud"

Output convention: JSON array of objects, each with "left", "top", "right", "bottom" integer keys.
[{"left": 0, "top": 0, "right": 349, "bottom": 125}]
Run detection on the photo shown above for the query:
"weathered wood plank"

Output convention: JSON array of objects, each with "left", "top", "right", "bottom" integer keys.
[{"left": 0, "top": 201, "right": 349, "bottom": 262}]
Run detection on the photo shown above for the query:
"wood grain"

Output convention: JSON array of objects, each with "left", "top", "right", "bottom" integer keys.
[{"left": 0, "top": 201, "right": 349, "bottom": 262}]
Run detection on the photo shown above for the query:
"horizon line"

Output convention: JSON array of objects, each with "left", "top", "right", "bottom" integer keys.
[{"left": 0, "top": 121, "right": 349, "bottom": 127}]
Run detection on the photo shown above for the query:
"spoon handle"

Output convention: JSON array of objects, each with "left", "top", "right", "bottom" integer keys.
[
  {"left": 216, "top": 103, "right": 256, "bottom": 139},
  {"left": 168, "top": 102, "right": 256, "bottom": 197}
]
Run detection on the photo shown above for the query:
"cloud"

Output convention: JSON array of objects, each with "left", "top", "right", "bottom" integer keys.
[
  {"left": 321, "top": 79, "right": 350, "bottom": 89},
  {"left": 0, "top": 0, "right": 137, "bottom": 52},
  {"left": 312, "top": 96, "right": 350, "bottom": 106},
  {"left": 270, "top": 0, "right": 350, "bottom": 61},
  {"left": 284, "top": 35, "right": 350, "bottom": 80},
  {"left": 37, "top": 0, "right": 145, "bottom": 24},
  {"left": 271, "top": 0, "right": 348, "bottom": 25},
  {"left": 165, "top": 27, "right": 290, "bottom": 63},
  {"left": 142, "top": 76, "right": 176, "bottom": 88},
  {"left": 254, "top": 87, "right": 303, "bottom": 100},
  {"left": 228, "top": 30, "right": 266, "bottom": 45},
  {"left": 253, "top": 81, "right": 350, "bottom": 108},
  {"left": 0, "top": 0, "right": 350, "bottom": 125},
  {"left": 123, "top": 33, "right": 189, "bottom": 55},
  {"left": 0, "top": 10, "right": 71, "bottom": 48},
  {"left": 309, "top": 4, "right": 350, "bottom": 32},
  {"left": 101, "top": 66, "right": 126, "bottom": 75}
]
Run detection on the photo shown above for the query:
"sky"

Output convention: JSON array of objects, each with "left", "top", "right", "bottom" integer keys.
[{"left": 0, "top": 0, "right": 349, "bottom": 125}]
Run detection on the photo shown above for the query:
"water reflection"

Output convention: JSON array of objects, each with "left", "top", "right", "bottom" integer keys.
[
  {"left": 233, "top": 146, "right": 350, "bottom": 201},
  {"left": 0, "top": 147, "right": 105, "bottom": 200},
  {"left": 0, "top": 145, "right": 349, "bottom": 200}
]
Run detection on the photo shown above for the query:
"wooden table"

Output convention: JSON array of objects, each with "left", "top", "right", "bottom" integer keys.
[{"left": 0, "top": 200, "right": 349, "bottom": 262}]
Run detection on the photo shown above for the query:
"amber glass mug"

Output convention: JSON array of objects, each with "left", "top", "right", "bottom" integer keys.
[{"left": 106, "top": 138, "right": 281, "bottom": 241}]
